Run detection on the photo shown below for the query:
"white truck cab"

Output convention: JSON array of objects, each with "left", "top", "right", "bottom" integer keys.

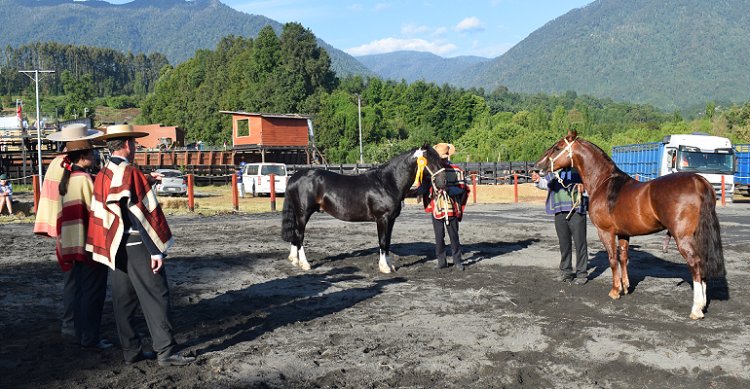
[
  {"left": 663, "top": 134, "right": 735, "bottom": 199},
  {"left": 242, "top": 162, "right": 287, "bottom": 196}
]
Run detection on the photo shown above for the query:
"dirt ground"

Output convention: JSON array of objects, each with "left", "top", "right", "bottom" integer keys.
[{"left": 1, "top": 200, "right": 749, "bottom": 389}]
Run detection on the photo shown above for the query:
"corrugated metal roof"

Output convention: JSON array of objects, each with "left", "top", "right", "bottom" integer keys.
[{"left": 219, "top": 111, "right": 312, "bottom": 120}]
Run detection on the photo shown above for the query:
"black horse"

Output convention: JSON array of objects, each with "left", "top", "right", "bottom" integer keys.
[{"left": 281, "top": 145, "right": 447, "bottom": 273}]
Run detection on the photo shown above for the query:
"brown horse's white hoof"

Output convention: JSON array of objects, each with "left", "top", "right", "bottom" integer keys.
[
  {"left": 608, "top": 290, "right": 621, "bottom": 300},
  {"left": 689, "top": 310, "right": 705, "bottom": 320}
]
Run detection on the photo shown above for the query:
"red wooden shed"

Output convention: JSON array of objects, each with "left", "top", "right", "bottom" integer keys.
[{"left": 220, "top": 111, "right": 315, "bottom": 163}]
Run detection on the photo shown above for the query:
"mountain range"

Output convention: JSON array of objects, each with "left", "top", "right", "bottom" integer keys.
[
  {"left": 356, "top": 51, "right": 490, "bottom": 85},
  {"left": 2, "top": 0, "right": 750, "bottom": 111},
  {"left": 0, "top": 0, "right": 373, "bottom": 77},
  {"left": 456, "top": 0, "right": 750, "bottom": 111}
]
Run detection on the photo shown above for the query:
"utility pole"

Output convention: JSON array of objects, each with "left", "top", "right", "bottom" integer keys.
[
  {"left": 19, "top": 69, "right": 55, "bottom": 191},
  {"left": 357, "top": 94, "right": 363, "bottom": 164}
]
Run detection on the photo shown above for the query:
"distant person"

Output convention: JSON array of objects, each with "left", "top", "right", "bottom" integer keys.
[
  {"left": 86, "top": 124, "right": 195, "bottom": 366},
  {"left": 417, "top": 143, "right": 469, "bottom": 270},
  {"left": 0, "top": 173, "right": 13, "bottom": 215},
  {"left": 532, "top": 167, "right": 589, "bottom": 285},
  {"left": 237, "top": 162, "right": 246, "bottom": 198}
]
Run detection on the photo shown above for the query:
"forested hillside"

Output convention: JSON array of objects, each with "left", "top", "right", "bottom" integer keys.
[
  {"left": 356, "top": 51, "right": 489, "bottom": 85},
  {"left": 0, "top": 0, "right": 372, "bottom": 77},
  {"left": 139, "top": 24, "right": 750, "bottom": 164},
  {"left": 0, "top": 42, "right": 168, "bottom": 118},
  {"left": 459, "top": 0, "right": 750, "bottom": 112},
  {"left": 140, "top": 24, "right": 337, "bottom": 145}
]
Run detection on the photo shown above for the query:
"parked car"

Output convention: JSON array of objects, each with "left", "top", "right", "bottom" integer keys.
[
  {"left": 154, "top": 169, "right": 187, "bottom": 196},
  {"left": 242, "top": 163, "right": 287, "bottom": 196}
]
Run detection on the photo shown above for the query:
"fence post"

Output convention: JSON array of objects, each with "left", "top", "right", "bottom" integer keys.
[
  {"left": 232, "top": 173, "right": 239, "bottom": 211},
  {"left": 270, "top": 173, "right": 277, "bottom": 211},
  {"left": 721, "top": 175, "right": 726, "bottom": 207},
  {"left": 472, "top": 173, "right": 477, "bottom": 204},
  {"left": 33, "top": 174, "right": 40, "bottom": 213},
  {"left": 513, "top": 173, "right": 518, "bottom": 203},
  {"left": 187, "top": 174, "right": 195, "bottom": 212}
]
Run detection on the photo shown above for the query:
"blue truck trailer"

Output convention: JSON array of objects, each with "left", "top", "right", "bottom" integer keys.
[
  {"left": 734, "top": 144, "right": 750, "bottom": 196},
  {"left": 611, "top": 134, "right": 735, "bottom": 200}
]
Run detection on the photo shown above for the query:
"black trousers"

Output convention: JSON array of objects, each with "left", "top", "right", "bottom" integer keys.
[
  {"left": 554, "top": 212, "right": 588, "bottom": 278},
  {"left": 112, "top": 235, "right": 175, "bottom": 361},
  {"left": 62, "top": 270, "right": 76, "bottom": 331},
  {"left": 73, "top": 261, "right": 108, "bottom": 347},
  {"left": 432, "top": 216, "right": 462, "bottom": 265}
]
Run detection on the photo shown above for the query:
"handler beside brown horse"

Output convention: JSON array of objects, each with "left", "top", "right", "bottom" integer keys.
[{"left": 537, "top": 131, "right": 725, "bottom": 320}]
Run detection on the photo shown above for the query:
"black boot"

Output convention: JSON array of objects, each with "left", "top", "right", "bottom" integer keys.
[{"left": 436, "top": 256, "right": 447, "bottom": 269}]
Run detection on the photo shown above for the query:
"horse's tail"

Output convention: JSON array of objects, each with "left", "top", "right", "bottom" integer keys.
[
  {"left": 695, "top": 182, "right": 725, "bottom": 279},
  {"left": 281, "top": 174, "right": 300, "bottom": 243}
]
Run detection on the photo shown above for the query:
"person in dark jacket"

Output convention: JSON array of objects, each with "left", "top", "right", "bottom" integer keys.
[{"left": 532, "top": 168, "right": 589, "bottom": 284}]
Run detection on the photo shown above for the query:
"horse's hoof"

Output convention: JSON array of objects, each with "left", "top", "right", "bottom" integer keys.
[
  {"left": 690, "top": 308, "right": 705, "bottom": 320},
  {"left": 298, "top": 260, "right": 311, "bottom": 271},
  {"left": 389, "top": 265, "right": 397, "bottom": 272},
  {"left": 608, "top": 290, "right": 621, "bottom": 300},
  {"left": 379, "top": 264, "right": 392, "bottom": 274},
  {"left": 623, "top": 286, "right": 630, "bottom": 295},
  {"left": 289, "top": 257, "right": 299, "bottom": 266}
]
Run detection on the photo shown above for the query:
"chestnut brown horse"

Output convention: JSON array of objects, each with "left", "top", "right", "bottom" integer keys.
[{"left": 537, "top": 131, "right": 725, "bottom": 319}]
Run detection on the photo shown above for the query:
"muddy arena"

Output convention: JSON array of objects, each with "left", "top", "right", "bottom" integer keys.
[{"left": 1, "top": 202, "right": 749, "bottom": 388}]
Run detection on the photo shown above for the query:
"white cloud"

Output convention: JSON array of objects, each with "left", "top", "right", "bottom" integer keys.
[
  {"left": 455, "top": 17, "right": 485, "bottom": 33},
  {"left": 432, "top": 26, "right": 448, "bottom": 37},
  {"left": 373, "top": 3, "right": 391, "bottom": 12},
  {"left": 347, "top": 38, "right": 457, "bottom": 56},
  {"left": 401, "top": 23, "right": 432, "bottom": 35}
]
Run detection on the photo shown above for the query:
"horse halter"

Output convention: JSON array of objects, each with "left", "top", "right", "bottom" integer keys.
[
  {"left": 548, "top": 137, "right": 582, "bottom": 220},
  {"left": 548, "top": 137, "right": 577, "bottom": 173},
  {"left": 415, "top": 151, "right": 446, "bottom": 192}
]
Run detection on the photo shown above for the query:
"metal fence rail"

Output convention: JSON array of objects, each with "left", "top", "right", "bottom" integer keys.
[{"left": 287, "top": 161, "right": 537, "bottom": 185}]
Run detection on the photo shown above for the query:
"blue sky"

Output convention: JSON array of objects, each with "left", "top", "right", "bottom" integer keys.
[{"left": 108, "top": 0, "right": 593, "bottom": 58}]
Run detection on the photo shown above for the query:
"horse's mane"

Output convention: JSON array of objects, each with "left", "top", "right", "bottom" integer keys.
[
  {"left": 373, "top": 146, "right": 441, "bottom": 175},
  {"left": 580, "top": 139, "right": 632, "bottom": 211}
]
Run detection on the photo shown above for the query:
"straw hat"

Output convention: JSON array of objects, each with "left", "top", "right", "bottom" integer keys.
[
  {"left": 64, "top": 139, "right": 96, "bottom": 153},
  {"left": 433, "top": 143, "right": 456, "bottom": 159},
  {"left": 99, "top": 124, "right": 148, "bottom": 140},
  {"left": 47, "top": 123, "right": 102, "bottom": 142}
]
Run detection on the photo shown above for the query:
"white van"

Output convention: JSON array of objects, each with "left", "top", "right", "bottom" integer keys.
[{"left": 242, "top": 163, "right": 287, "bottom": 196}]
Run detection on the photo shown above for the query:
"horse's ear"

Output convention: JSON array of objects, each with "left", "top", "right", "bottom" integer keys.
[
  {"left": 421, "top": 142, "right": 430, "bottom": 151},
  {"left": 567, "top": 129, "right": 578, "bottom": 139}
]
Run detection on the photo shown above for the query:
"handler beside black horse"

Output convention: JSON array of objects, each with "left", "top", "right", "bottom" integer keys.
[{"left": 282, "top": 145, "right": 446, "bottom": 273}]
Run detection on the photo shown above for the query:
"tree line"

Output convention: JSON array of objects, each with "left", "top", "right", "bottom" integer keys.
[
  {"left": 140, "top": 23, "right": 750, "bottom": 162},
  {"left": 2, "top": 25, "right": 750, "bottom": 163},
  {"left": 1, "top": 42, "right": 168, "bottom": 119}
]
